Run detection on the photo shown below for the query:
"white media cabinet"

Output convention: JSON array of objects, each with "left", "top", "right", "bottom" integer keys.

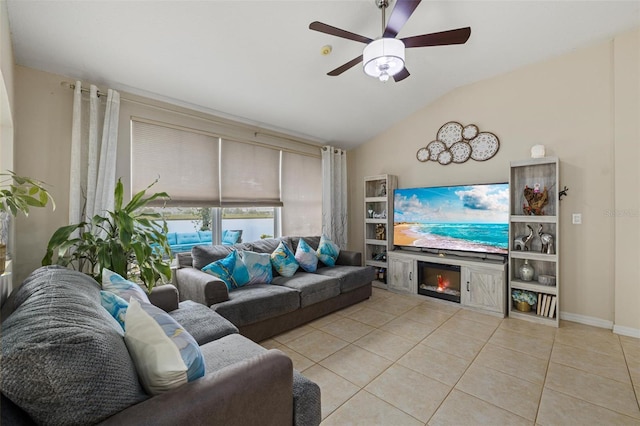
[{"left": 387, "top": 250, "right": 508, "bottom": 317}]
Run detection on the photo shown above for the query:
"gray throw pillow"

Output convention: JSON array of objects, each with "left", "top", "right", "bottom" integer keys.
[{"left": 1, "top": 267, "right": 148, "bottom": 425}]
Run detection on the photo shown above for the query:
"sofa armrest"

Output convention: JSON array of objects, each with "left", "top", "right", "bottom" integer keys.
[
  {"left": 336, "top": 250, "right": 362, "bottom": 266},
  {"left": 148, "top": 284, "right": 179, "bottom": 312},
  {"left": 99, "top": 350, "right": 293, "bottom": 426},
  {"left": 175, "top": 267, "right": 230, "bottom": 306}
]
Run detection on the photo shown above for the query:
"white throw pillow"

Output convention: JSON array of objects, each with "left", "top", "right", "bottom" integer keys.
[{"left": 124, "top": 299, "right": 205, "bottom": 395}]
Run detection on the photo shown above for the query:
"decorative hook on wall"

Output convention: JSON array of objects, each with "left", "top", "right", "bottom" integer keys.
[{"left": 558, "top": 186, "right": 569, "bottom": 201}]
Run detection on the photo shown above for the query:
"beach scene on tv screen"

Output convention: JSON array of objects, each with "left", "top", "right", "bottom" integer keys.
[{"left": 394, "top": 184, "right": 509, "bottom": 254}]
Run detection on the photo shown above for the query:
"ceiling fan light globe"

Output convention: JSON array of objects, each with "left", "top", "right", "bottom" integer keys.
[{"left": 363, "top": 38, "right": 405, "bottom": 80}]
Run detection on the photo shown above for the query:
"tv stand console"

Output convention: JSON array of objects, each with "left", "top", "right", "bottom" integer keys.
[{"left": 387, "top": 250, "right": 508, "bottom": 317}]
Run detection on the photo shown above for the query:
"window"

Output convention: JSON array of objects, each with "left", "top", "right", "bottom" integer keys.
[{"left": 131, "top": 119, "right": 321, "bottom": 242}]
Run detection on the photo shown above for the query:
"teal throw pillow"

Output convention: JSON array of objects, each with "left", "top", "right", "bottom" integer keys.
[
  {"left": 202, "top": 250, "right": 251, "bottom": 291},
  {"left": 270, "top": 241, "right": 299, "bottom": 277},
  {"left": 100, "top": 290, "right": 129, "bottom": 330},
  {"left": 241, "top": 250, "right": 273, "bottom": 284},
  {"left": 295, "top": 238, "right": 318, "bottom": 273},
  {"left": 317, "top": 234, "right": 340, "bottom": 267},
  {"left": 125, "top": 299, "right": 205, "bottom": 395},
  {"left": 102, "top": 268, "right": 150, "bottom": 303},
  {"left": 222, "top": 230, "right": 241, "bottom": 245}
]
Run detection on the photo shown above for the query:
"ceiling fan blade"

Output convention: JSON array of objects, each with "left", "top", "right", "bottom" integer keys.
[
  {"left": 309, "top": 21, "right": 373, "bottom": 44},
  {"left": 383, "top": 0, "right": 422, "bottom": 38},
  {"left": 401, "top": 27, "right": 471, "bottom": 48},
  {"left": 393, "top": 67, "right": 410, "bottom": 82},
  {"left": 327, "top": 55, "right": 364, "bottom": 76}
]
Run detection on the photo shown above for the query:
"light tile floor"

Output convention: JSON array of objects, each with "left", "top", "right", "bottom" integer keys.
[{"left": 260, "top": 287, "right": 640, "bottom": 425}]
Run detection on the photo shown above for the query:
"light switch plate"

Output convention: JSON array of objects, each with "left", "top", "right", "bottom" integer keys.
[{"left": 572, "top": 213, "right": 582, "bottom": 224}]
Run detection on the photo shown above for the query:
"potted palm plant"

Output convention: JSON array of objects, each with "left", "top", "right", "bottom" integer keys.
[
  {"left": 0, "top": 171, "right": 55, "bottom": 273},
  {"left": 42, "top": 178, "right": 172, "bottom": 292}
]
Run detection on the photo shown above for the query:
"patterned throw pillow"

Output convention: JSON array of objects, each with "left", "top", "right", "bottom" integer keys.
[
  {"left": 295, "top": 238, "right": 318, "bottom": 273},
  {"left": 202, "top": 250, "right": 251, "bottom": 291},
  {"left": 270, "top": 241, "right": 299, "bottom": 277},
  {"left": 240, "top": 250, "right": 273, "bottom": 284},
  {"left": 102, "top": 268, "right": 150, "bottom": 303},
  {"left": 100, "top": 290, "right": 129, "bottom": 329},
  {"left": 317, "top": 234, "right": 340, "bottom": 267},
  {"left": 125, "top": 299, "right": 205, "bottom": 395}
]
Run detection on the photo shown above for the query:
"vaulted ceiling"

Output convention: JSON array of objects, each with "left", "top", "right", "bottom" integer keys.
[{"left": 7, "top": 1, "right": 640, "bottom": 149}]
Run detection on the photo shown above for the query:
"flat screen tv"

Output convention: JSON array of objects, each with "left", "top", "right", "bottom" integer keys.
[{"left": 393, "top": 183, "right": 509, "bottom": 256}]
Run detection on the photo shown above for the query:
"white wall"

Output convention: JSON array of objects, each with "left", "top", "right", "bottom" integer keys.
[{"left": 348, "top": 28, "right": 640, "bottom": 334}]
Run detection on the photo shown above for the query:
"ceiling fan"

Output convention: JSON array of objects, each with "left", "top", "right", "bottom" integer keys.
[{"left": 309, "top": 0, "right": 471, "bottom": 82}]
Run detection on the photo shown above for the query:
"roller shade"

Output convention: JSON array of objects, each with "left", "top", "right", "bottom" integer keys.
[
  {"left": 220, "top": 139, "right": 282, "bottom": 207},
  {"left": 281, "top": 151, "right": 322, "bottom": 236},
  {"left": 131, "top": 120, "right": 220, "bottom": 206}
]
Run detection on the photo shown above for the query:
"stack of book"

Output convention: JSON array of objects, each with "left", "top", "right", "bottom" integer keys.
[{"left": 536, "top": 293, "right": 557, "bottom": 318}]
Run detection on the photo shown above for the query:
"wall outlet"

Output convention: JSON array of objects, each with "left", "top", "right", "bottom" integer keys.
[{"left": 572, "top": 213, "right": 582, "bottom": 224}]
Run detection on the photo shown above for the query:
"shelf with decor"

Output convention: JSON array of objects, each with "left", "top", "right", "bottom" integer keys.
[
  {"left": 364, "top": 174, "right": 397, "bottom": 288},
  {"left": 508, "top": 157, "right": 560, "bottom": 326}
]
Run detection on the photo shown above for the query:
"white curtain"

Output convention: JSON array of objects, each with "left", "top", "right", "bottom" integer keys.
[
  {"left": 321, "top": 146, "right": 348, "bottom": 248},
  {"left": 69, "top": 81, "right": 120, "bottom": 224}
]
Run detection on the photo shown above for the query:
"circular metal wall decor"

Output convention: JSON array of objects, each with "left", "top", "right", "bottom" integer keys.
[
  {"left": 436, "top": 122, "right": 463, "bottom": 148},
  {"left": 416, "top": 121, "right": 500, "bottom": 165}
]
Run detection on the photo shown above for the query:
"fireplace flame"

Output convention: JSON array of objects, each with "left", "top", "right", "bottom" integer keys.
[{"left": 437, "top": 274, "right": 448, "bottom": 292}]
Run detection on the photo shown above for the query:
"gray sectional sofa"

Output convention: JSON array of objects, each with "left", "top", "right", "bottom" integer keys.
[
  {"left": 1, "top": 266, "right": 321, "bottom": 426},
  {"left": 175, "top": 236, "right": 375, "bottom": 342}
]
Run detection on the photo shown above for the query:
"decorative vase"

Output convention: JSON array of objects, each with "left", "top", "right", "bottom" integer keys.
[{"left": 519, "top": 259, "right": 534, "bottom": 281}]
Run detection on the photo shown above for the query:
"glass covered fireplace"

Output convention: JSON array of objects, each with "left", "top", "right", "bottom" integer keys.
[{"left": 417, "top": 261, "right": 461, "bottom": 303}]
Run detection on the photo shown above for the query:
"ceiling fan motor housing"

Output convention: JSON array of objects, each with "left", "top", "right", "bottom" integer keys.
[{"left": 363, "top": 38, "right": 405, "bottom": 80}]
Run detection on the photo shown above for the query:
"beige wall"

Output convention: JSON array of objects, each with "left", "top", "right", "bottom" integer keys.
[
  {"left": 349, "top": 28, "right": 640, "bottom": 333},
  {"left": 14, "top": 66, "right": 73, "bottom": 283},
  {"left": 613, "top": 29, "right": 640, "bottom": 334}
]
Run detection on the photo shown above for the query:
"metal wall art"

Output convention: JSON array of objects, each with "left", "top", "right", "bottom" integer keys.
[{"left": 416, "top": 121, "right": 500, "bottom": 165}]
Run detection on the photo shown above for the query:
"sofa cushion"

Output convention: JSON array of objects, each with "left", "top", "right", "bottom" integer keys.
[
  {"left": 192, "top": 243, "right": 254, "bottom": 270},
  {"left": 289, "top": 236, "right": 321, "bottom": 252},
  {"left": 315, "top": 265, "right": 376, "bottom": 293},
  {"left": 200, "top": 334, "right": 321, "bottom": 426},
  {"left": 317, "top": 234, "right": 340, "bottom": 267},
  {"left": 247, "top": 237, "right": 281, "bottom": 254},
  {"left": 272, "top": 273, "right": 340, "bottom": 308},
  {"left": 169, "top": 300, "right": 239, "bottom": 345},
  {"left": 125, "top": 299, "right": 206, "bottom": 395},
  {"left": 1, "top": 267, "right": 148, "bottom": 425},
  {"left": 295, "top": 238, "right": 318, "bottom": 273},
  {"left": 222, "top": 230, "right": 241, "bottom": 245},
  {"left": 100, "top": 290, "right": 129, "bottom": 329},
  {"left": 212, "top": 284, "right": 300, "bottom": 327},
  {"left": 198, "top": 230, "right": 213, "bottom": 243},
  {"left": 166, "top": 232, "right": 178, "bottom": 245},
  {"left": 271, "top": 241, "right": 299, "bottom": 277},
  {"left": 103, "top": 268, "right": 150, "bottom": 303},
  {"left": 177, "top": 232, "right": 201, "bottom": 245},
  {"left": 202, "top": 250, "right": 251, "bottom": 291},
  {"left": 241, "top": 250, "right": 273, "bottom": 284}
]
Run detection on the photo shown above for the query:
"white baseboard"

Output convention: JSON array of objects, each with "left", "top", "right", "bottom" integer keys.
[
  {"left": 613, "top": 324, "right": 640, "bottom": 338},
  {"left": 559, "top": 311, "right": 613, "bottom": 330},
  {"left": 560, "top": 311, "right": 640, "bottom": 337}
]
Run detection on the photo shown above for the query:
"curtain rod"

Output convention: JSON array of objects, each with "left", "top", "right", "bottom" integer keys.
[{"left": 59, "top": 80, "right": 324, "bottom": 150}]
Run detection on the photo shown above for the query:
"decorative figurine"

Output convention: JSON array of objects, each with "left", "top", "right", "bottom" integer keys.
[
  {"left": 378, "top": 182, "right": 387, "bottom": 197},
  {"left": 375, "top": 224, "right": 386, "bottom": 240},
  {"left": 523, "top": 184, "right": 549, "bottom": 215},
  {"left": 538, "top": 224, "right": 554, "bottom": 254},
  {"left": 514, "top": 225, "right": 534, "bottom": 251}
]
